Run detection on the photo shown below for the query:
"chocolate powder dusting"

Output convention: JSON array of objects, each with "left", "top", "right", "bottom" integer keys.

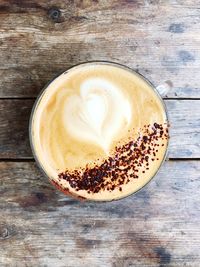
[{"left": 58, "top": 123, "right": 169, "bottom": 194}]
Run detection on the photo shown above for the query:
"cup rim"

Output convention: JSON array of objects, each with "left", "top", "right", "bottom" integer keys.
[{"left": 29, "top": 60, "right": 170, "bottom": 202}]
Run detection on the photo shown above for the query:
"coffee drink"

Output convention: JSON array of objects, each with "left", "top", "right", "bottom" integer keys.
[{"left": 30, "top": 62, "right": 169, "bottom": 201}]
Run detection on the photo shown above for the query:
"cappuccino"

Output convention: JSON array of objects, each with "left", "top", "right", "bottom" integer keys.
[{"left": 30, "top": 62, "right": 169, "bottom": 201}]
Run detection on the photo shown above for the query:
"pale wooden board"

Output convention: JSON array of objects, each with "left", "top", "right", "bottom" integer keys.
[
  {"left": 0, "top": 0, "right": 200, "bottom": 98},
  {"left": 0, "top": 99, "right": 199, "bottom": 159},
  {"left": 0, "top": 160, "right": 200, "bottom": 267}
]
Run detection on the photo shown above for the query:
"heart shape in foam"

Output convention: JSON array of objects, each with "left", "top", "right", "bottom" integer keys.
[{"left": 63, "top": 78, "right": 132, "bottom": 152}]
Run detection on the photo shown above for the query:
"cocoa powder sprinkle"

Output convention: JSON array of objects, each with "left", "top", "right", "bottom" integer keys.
[{"left": 58, "top": 123, "right": 169, "bottom": 193}]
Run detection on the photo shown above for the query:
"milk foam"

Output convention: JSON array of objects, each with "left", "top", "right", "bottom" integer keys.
[
  {"left": 31, "top": 62, "right": 168, "bottom": 201},
  {"left": 63, "top": 78, "right": 132, "bottom": 153}
]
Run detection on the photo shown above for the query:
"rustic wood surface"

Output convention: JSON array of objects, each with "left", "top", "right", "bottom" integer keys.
[
  {"left": 0, "top": 0, "right": 200, "bottom": 99},
  {"left": 1, "top": 161, "right": 200, "bottom": 267},
  {"left": 0, "top": 1, "right": 200, "bottom": 267}
]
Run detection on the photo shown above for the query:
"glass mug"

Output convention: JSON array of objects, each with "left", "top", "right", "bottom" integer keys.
[{"left": 29, "top": 61, "right": 169, "bottom": 201}]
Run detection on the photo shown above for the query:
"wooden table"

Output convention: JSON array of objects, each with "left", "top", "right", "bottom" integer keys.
[{"left": 0, "top": 1, "right": 200, "bottom": 266}]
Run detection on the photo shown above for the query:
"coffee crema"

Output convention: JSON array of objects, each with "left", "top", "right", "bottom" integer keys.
[{"left": 30, "top": 62, "right": 169, "bottom": 201}]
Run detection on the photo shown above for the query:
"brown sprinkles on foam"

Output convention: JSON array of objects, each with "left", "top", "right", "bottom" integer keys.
[{"left": 58, "top": 123, "right": 169, "bottom": 194}]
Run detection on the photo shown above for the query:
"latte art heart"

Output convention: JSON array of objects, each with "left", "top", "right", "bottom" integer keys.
[{"left": 63, "top": 78, "right": 132, "bottom": 152}]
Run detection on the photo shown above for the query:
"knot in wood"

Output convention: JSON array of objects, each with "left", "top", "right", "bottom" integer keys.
[
  {"left": 48, "top": 7, "right": 62, "bottom": 23},
  {"left": 0, "top": 224, "right": 15, "bottom": 240}
]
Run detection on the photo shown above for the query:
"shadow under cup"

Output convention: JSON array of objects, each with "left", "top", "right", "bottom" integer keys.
[{"left": 29, "top": 61, "right": 169, "bottom": 201}]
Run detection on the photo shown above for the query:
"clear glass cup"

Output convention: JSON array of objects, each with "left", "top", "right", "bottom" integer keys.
[{"left": 29, "top": 61, "right": 169, "bottom": 201}]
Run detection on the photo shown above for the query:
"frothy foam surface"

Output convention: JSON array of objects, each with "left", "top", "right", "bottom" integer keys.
[
  {"left": 63, "top": 78, "right": 132, "bottom": 153},
  {"left": 31, "top": 63, "right": 169, "bottom": 201}
]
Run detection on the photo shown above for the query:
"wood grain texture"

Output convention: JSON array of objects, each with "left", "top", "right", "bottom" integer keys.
[
  {"left": 0, "top": 99, "right": 200, "bottom": 159},
  {"left": 0, "top": 1, "right": 200, "bottom": 266},
  {"left": 0, "top": 160, "right": 200, "bottom": 267},
  {"left": 0, "top": 99, "right": 33, "bottom": 158},
  {"left": 0, "top": 0, "right": 200, "bottom": 98}
]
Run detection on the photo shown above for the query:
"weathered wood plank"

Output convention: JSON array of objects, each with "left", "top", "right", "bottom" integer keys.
[
  {"left": 0, "top": 160, "right": 200, "bottom": 267},
  {"left": 0, "top": 1, "right": 200, "bottom": 98},
  {"left": 0, "top": 99, "right": 33, "bottom": 158},
  {"left": 0, "top": 99, "right": 199, "bottom": 159},
  {"left": 167, "top": 100, "right": 200, "bottom": 158}
]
